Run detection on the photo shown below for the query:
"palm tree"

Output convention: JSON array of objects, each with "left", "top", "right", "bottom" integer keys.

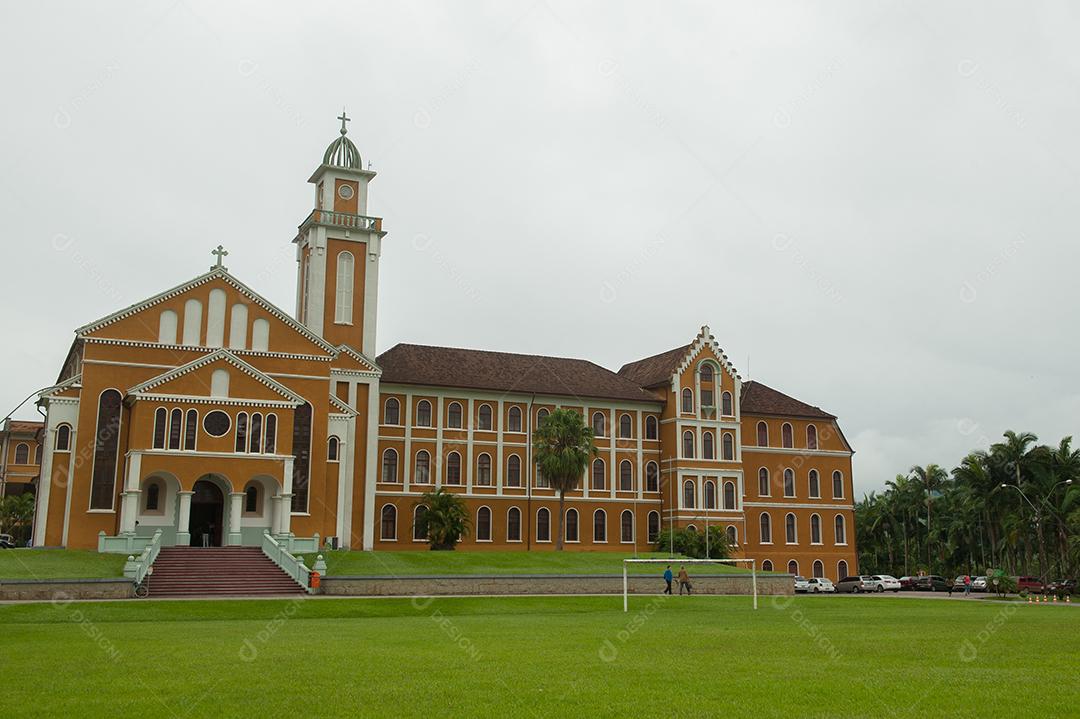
[
  {"left": 413, "top": 488, "right": 471, "bottom": 550},
  {"left": 991, "top": 431, "right": 1042, "bottom": 575},
  {"left": 532, "top": 409, "right": 598, "bottom": 551},
  {"left": 910, "top": 464, "right": 948, "bottom": 574}
]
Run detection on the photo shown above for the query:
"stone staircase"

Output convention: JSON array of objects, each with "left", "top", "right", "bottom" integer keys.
[{"left": 147, "top": 546, "right": 307, "bottom": 597}]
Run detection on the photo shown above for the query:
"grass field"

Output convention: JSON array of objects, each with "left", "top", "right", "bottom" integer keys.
[
  {"left": 305, "top": 550, "right": 740, "bottom": 576},
  {"left": 2, "top": 595, "right": 1076, "bottom": 718},
  {"left": 0, "top": 549, "right": 127, "bottom": 579}
]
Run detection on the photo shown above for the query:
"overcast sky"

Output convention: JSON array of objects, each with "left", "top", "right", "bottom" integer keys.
[{"left": 2, "top": 1, "right": 1077, "bottom": 496}]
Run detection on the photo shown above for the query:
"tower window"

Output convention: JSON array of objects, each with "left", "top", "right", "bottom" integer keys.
[{"left": 335, "top": 251, "right": 354, "bottom": 324}]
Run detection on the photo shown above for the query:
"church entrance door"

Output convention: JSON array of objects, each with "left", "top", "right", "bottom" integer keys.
[{"left": 189, "top": 479, "right": 225, "bottom": 547}]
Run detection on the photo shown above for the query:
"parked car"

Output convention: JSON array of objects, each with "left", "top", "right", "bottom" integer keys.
[
  {"left": 836, "top": 576, "right": 866, "bottom": 593},
  {"left": 806, "top": 577, "right": 836, "bottom": 593},
  {"left": 794, "top": 576, "right": 811, "bottom": 593},
  {"left": 898, "top": 576, "right": 918, "bottom": 591},
  {"left": 0, "top": 534, "right": 15, "bottom": 549},
  {"left": 1015, "top": 576, "right": 1044, "bottom": 594},
  {"left": 864, "top": 575, "right": 901, "bottom": 592},
  {"left": 954, "top": 575, "right": 977, "bottom": 592},
  {"left": 914, "top": 575, "right": 952, "bottom": 592},
  {"left": 1045, "top": 579, "right": 1076, "bottom": 596},
  {"left": 971, "top": 576, "right": 987, "bottom": 592}
]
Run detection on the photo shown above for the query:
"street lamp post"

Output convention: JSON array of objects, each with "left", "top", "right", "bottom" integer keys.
[{"left": 1000, "top": 479, "right": 1073, "bottom": 581}]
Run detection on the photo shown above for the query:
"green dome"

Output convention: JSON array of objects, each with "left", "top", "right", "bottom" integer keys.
[{"left": 323, "top": 110, "right": 362, "bottom": 169}]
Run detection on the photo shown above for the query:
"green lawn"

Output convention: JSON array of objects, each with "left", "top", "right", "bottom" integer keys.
[
  {"left": 1, "top": 595, "right": 1075, "bottom": 717},
  {"left": 0, "top": 549, "right": 127, "bottom": 579},
  {"left": 303, "top": 550, "right": 739, "bottom": 576}
]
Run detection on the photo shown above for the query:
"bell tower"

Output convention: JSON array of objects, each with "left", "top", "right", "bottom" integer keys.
[{"left": 294, "top": 110, "right": 386, "bottom": 355}]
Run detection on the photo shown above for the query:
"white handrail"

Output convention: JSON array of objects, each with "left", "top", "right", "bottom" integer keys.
[
  {"left": 125, "top": 529, "right": 163, "bottom": 586},
  {"left": 261, "top": 530, "right": 312, "bottom": 592}
]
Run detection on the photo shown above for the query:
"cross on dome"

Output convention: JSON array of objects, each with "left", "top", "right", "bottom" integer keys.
[
  {"left": 338, "top": 108, "right": 351, "bottom": 135},
  {"left": 323, "top": 109, "right": 362, "bottom": 169}
]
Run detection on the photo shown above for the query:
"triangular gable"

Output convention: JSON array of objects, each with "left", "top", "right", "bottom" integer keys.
[
  {"left": 75, "top": 267, "right": 337, "bottom": 356},
  {"left": 39, "top": 374, "right": 82, "bottom": 399},
  {"left": 329, "top": 394, "right": 359, "bottom": 416},
  {"left": 331, "top": 344, "right": 381, "bottom": 375},
  {"left": 670, "top": 325, "right": 741, "bottom": 388},
  {"left": 127, "top": 349, "right": 305, "bottom": 405}
]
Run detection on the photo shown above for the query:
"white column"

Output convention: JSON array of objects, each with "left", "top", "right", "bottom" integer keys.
[
  {"left": 228, "top": 492, "right": 243, "bottom": 545},
  {"left": 118, "top": 453, "right": 142, "bottom": 534},
  {"left": 271, "top": 495, "right": 282, "bottom": 536},
  {"left": 176, "top": 491, "right": 194, "bottom": 545},
  {"left": 278, "top": 457, "right": 294, "bottom": 536}
]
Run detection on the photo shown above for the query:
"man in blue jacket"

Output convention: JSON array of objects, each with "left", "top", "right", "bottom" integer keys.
[{"left": 663, "top": 565, "right": 673, "bottom": 595}]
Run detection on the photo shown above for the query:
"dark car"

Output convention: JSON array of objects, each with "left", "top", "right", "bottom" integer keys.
[
  {"left": 835, "top": 576, "right": 866, "bottom": 593},
  {"left": 1046, "top": 579, "right": 1076, "bottom": 596},
  {"left": 914, "top": 575, "right": 952, "bottom": 592},
  {"left": 898, "top": 576, "right": 918, "bottom": 591},
  {"left": 1016, "top": 576, "right": 1044, "bottom": 594}
]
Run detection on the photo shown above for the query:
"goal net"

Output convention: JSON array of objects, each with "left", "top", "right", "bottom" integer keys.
[{"left": 622, "top": 558, "right": 758, "bottom": 612}]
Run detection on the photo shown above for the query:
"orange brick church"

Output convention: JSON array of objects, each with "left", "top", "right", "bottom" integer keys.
[{"left": 32, "top": 114, "right": 858, "bottom": 580}]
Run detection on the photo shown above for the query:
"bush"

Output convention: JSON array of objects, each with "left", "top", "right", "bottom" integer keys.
[{"left": 652, "top": 526, "right": 731, "bottom": 560}]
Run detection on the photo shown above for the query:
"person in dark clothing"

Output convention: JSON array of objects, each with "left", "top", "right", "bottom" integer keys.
[
  {"left": 678, "top": 566, "right": 692, "bottom": 595},
  {"left": 663, "top": 565, "right": 673, "bottom": 595}
]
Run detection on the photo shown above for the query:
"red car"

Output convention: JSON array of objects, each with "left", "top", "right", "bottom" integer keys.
[{"left": 1015, "top": 576, "right": 1044, "bottom": 594}]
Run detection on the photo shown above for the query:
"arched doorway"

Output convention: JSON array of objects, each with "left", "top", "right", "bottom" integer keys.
[{"left": 189, "top": 479, "right": 225, "bottom": 547}]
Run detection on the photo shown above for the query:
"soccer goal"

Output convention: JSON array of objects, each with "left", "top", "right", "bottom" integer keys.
[{"left": 622, "top": 558, "right": 758, "bottom": 612}]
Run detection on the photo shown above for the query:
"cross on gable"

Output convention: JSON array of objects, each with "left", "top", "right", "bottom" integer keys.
[{"left": 211, "top": 244, "right": 229, "bottom": 270}]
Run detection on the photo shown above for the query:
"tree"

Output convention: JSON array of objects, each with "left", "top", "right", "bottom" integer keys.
[
  {"left": 0, "top": 494, "right": 35, "bottom": 540},
  {"left": 532, "top": 409, "right": 598, "bottom": 551},
  {"left": 413, "top": 488, "right": 470, "bottom": 550},
  {"left": 909, "top": 464, "right": 948, "bottom": 574}
]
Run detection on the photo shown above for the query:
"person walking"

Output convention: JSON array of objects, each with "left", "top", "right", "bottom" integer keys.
[
  {"left": 663, "top": 565, "right": 673, "bottom": 595},
  {"left": 678, "top": 566, "right": 692, "bottom": 595},
  {"left": 963, "top": 574, "right": 972, "bottom": 597}
]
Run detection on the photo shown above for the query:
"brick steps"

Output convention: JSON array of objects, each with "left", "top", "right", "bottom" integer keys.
[{"left": 147, "top": 546, "right": 306, "bottom": 597}]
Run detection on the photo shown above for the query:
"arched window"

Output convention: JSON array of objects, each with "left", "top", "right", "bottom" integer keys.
[
  {"left": 721, "top": 391, "right": 733, "bottom": 416},
  {"left": 153, "top": 408, "right": 167, "bottom": 449},
  {"left": 335, "top": 251, "right": 354, "bottom": 323},
  {"left": 89, "top": 390, "right": 122, "bottom": 510},
  {"left": 645, "top": 462, "right": 659, "bottom": 492},
  {"left": 686, "top": 524, "right": 697, "bottom": 533},
  {"left": 291, "top": 402, "right": 313, "bottom": 512},
  {"left": 834, "top": 515, "right": 847, "bottom": 545},
  {"left": 384, "top": 397, "right": 400, "bottom": 425},
  {"left": 264, "top": 414, "right": 276, "bottom": 453},
  {"left": 813, "top": 560, "right": 824, "bottom": 578},
  {"left": 704, "top": 480, "right": 716, "bottom": 509},
  {"left": 536, "top": 407, "right": 550, "bottom": 424},
  {"left": 592, "top": 412, "right": 605, "bottom": 437},
  {"left": 211, "top": 368, "right": 229, "bottom": 397},
  {"left": 235, "top": 412, "right": 248, "bottom": 453},
  {"left": 380, "top": 505, "right": 397, "bottom": 540},
  {"left": 416, "top": 400, "right": 432, "bottom": 427},
  {"left": 788, "top": 560, "right": 799, "bottom": 575},
  {"left": 620, "top": 510, "right": 634, "bottom": 543},
  {"left": 832, "top": 471, "right": 844, "bottom": 499},
  {"left": 781, "top": 423, "right": 793, "bottom": 448},
  {"left": 381, "top": 448, "right": 398, "bottom": 483},
  {"left": 810, "top": 514, "right": 822, "bottom": 544},
  {"left": 248, "top": 412, "right": 263, "bottom": 454},
  {"left": 413, "top": 505, "right": 428, "bottom": 541},
  {"left": 726, "top": 525, "right": 738, "bottom": 546},
  {"left": 758, "top": 467, "right": 770, "bottom": 497},
  {"left": 507, "top": 406, "right": 522, "bottom": 432},
  {"left": 619, "top": 460, "right": 633, "bottom": 491},
  {"left": 145, "top": 482, "right": 160, "bottom": 511},
  {"left": 327, "top": 436, "right": 340, "bottom": 462},
  {"left": 759, "top": 513, "right": 772, "bottom": 543},
  {"left": 723, "top": 481, "right": 736, "bottom": 510},
  {"left": 645, "top": 416, "right": 658, "bottom": 440},
  {"left": 476, "top": 507, "right": 492, "bottom": 541},
  {"left": 168, "top": 408, "right": 183, "bottom": 450},
  {"left": 683, "top": 480, "right": 696, "bottom": 508},
  {"left": 158, "top": 309, "right": 178, "bottom": 344},
  {"left": 414, "top": 450, "right": 430, "bottom": 484},
  {"left": 785, "top": 513, "right": 797, "bottom": 543},
  {"left": 507, "top": 507, "right": 521, "bottom": 542},
  {"left": 592, "top": 459, "right": 606, "bottom": 490},
  {"left": 251, "top": 318, "right": 270, "bottom": 351},
  {"left": 55, "top": 424, "right": 71, "bottom": 452},
  {"left": 619, "top": 414, "right": 632, "bottom": 439},
  {"left": 184, "top": 409, "right": 197, "bottom": 450},
  {"left": 593, "top": 509, "right": 607, "bottom": 542},
  {"left": 447, "top": 402, "right": 463, "bottom": 428},
  {"left": 808, "top": 470, "right": 820, "bottom": 498},
  {"left": 182, "top": 298, "right": 202, "bottom": 345},
  {"left": 762, "top": 560, "right": 774, "bottom": 572},
  {"left": 783, "top": 469, "right": 795, "bottom": 497},
  {"left": 477, "top": 404, "right": 493, "bottom": 430},
  {"left": 838, "top": 560, "right": 849, "bottom": 579},
  {"left": 807, "top": 424, "right": 818, "bottom": 450},
  {"left": 702, "top": 431, "right": 715, "bottom": 459},
  {"left": 700, "top": 364, "right": 714, "bottom": 383},
  {"left": 536, "top": 507, "right": 551, "bottom": 542},
  {"left": 477, "top": 454, "right": 492, "bottom": 486},
  {"left": 756, "top": 421, "right": 768, "bottom": 447},
  {"left": 506, "top": 455, "right": 521, "bottom": 487},
  {"left": 244, "top": 485, "right": 259, "bottom": 513},
  {"left": 446, "top": 452, "right": 461, "bottom": 484},
  {"left": 647, "top": 511, "right": 661, "bottom": 543},
  {"left": 565, "top": 508, "right": 579, "bottom": 542},
  {"left": 682, "top": 431, "right": 695, "bottom": 458},
  {"left": 681, "top": 388, "right": 693, "bottom": 413},
  {"left": 722, "top": 432, "right": 734, "bottom": 460},
  {"left": 535, "top": 466, "right": 549, "bottom": 489}
]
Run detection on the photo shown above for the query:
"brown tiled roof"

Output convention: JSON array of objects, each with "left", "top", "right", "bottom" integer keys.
[
  {"left": 617, "top": 344, "right": 691, "bottom": 388},
  {"left": 3, "top": 420, "right": 44, "bottom": 434},
  {"left": 377, "top": 344, "right": 660, "bottom": 403},
  {"left": 740, "top": 381, "right": 835, "bottom": 419}
]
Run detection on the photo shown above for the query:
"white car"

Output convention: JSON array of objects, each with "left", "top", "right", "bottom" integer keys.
[
  {"left": 794, "top": 576, "right": 811, "bottom": 593},
  {"left": 864, "top": 574, "right": 901, "bottom": 592},
  {"left": 806, "top": 577, "right": 835, "bottom": 593}
]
